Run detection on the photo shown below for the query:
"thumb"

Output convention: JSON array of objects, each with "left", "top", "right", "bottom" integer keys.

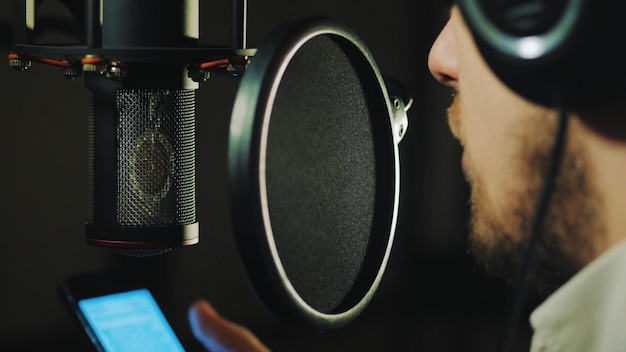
[{"left": 188, "top": 299, "right": 270, "bottom": 352}]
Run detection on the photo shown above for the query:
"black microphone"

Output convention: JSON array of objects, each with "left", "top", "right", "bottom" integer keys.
[
  {"left": 85, "top": 72, "right": 199, "bottom": 257},
  {"left": 9, "top": 0, "right": 252, "bottom": 256},
  {"left": 83, "top": 1, "right": 200, "bottom": 256}
]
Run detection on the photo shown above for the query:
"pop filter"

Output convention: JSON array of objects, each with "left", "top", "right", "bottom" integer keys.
[{"left": 228, "top": 17, "right": 408, "bottom": 330}]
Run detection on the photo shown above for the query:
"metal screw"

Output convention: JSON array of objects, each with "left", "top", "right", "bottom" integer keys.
[
  {"left": 9, "top": 59, "right": 31, "bottom": 71},
  {"left": 82, "top": 55, "right": 107, "bottom": 74},
  {"left": 393, "top": 97, "right": 401, "bottom": 111},
  {"left": 62, "top": 66, "right": 82, "bottom": 80},
  {"left": 227, "top": 63, "right": 248, "bottom": 77},
  {"left": 83, "top": 63, "right": 107, "bottom": 74},
  {"left": 188, "top": 69, "right": 210, "bottom": 83},
  {"left": 106, "top": 65, "right": 127, "bottom": 80}
]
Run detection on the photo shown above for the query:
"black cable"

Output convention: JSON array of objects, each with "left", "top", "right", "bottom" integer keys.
[{"left": 498, "top": 107, "right": 570, "bottom": 352}]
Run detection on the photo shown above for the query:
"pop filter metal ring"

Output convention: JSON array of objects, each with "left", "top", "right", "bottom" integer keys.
[{"left": 228, "top": 16, "right": 404, "bottom": 330}]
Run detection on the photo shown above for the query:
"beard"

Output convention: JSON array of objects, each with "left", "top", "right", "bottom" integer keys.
[{"left": 448, "top": 96, "right": 604, "bottom": 299}]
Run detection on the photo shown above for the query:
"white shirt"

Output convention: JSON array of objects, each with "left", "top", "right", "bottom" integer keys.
[{"left": 529, "top": 240, "right": 626, "bottom": 352}]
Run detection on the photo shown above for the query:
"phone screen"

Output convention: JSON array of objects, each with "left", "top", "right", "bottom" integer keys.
[{"left": 77, "top": 288, "right": 185, "bottom": 352}]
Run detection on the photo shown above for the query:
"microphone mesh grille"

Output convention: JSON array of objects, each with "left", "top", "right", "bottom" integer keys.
[
  {"left": 116, "top": 89, "right": 196, "bottom": 226},
  {"left": 87, "top": 91, "right": 95, "bottom": 223}
]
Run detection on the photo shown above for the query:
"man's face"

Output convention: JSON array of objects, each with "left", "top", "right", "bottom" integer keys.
[{"left": 428, "top": 6, "right": 602, "bottom": 296}]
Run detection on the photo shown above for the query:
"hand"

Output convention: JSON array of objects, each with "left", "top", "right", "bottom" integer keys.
[{"left": 188, "top": 299, "right": 271, "bottom": 352}]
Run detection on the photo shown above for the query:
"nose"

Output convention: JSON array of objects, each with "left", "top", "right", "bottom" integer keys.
[{"left": 428, "top": 19, "right": 458, "bottom": 88}]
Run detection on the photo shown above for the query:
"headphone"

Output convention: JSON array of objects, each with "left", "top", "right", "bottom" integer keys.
[{"left": 457, "top": 0, "right": 626, "bottom": 109}]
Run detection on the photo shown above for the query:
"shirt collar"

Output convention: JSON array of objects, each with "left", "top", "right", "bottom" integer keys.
[{"left": 529, "top": 239, "right": 626, "bottom": 352}]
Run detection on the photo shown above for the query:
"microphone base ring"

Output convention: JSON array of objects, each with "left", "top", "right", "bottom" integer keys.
[{"left": 85, "top": 222, "right": 199, "bottom": 249}]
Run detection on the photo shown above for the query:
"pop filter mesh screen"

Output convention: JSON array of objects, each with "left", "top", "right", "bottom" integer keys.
[{"left": 265, "top": 35, "right": 376, "bottom": 313}]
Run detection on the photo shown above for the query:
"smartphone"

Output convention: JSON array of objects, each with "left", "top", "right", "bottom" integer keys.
[{"left": 60, "top": 270, "right": 186, "bottom": 352}]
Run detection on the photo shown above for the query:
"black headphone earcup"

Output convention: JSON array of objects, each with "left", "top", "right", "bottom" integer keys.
[{"left": 457, "top": 0, "right": 626, "bottom": 109}]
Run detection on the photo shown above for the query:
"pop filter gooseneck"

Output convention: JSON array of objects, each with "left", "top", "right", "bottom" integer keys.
[{"left": 228, "top": 17, "right": 409, "bottom": 330}]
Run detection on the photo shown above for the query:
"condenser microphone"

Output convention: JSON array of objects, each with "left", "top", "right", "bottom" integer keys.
[
  {"left": 85, "top": 71, "right": 199, "bottom": 257},
  {"left": 83, "top": 1, "right": 199, "bottom": 256},
  {"left": 9, "top": 0, "right": 257, "bottom": 255},
  {"left": 81, "top": 1, "right": 200, "bottom": 256}
]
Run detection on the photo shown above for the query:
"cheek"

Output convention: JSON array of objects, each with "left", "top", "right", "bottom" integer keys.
[
  {"left": 459, "top": 83, "right": 526, "bottom": 212},
  {"left": 452, "top": 11, "right": 557, "bottom": 221},
  {"left": 461, "top": 89, "right": 556, "bottom": 228},
  {"left": 455, "top": 39, "right": 526, "bottom": 207}
]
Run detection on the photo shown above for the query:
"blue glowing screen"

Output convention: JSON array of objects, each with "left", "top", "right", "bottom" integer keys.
[{"left": 78, "top": 288, "right": 185, "bottom": 352}]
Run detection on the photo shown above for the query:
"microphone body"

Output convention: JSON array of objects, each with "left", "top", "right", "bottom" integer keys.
[{"left": 84, "top": 0, "right": 200, "bottom": 254}]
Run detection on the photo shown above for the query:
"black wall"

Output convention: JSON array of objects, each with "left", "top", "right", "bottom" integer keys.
[{"left": 0, "top": 1, "right": 530, "bottom": 351}]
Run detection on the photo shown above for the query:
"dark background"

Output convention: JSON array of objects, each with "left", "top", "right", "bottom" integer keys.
[{"left": 0, "top": 1, "right": 532, "bottom": 351}]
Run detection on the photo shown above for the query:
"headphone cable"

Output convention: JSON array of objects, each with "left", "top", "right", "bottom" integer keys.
[{"left": 498, "top": 107, "right": 570, "bottom": 352}]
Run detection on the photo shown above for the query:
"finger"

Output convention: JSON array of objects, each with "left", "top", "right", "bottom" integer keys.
[{"left": 188, "top": 299, "right": 271, "bottom": 352}]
